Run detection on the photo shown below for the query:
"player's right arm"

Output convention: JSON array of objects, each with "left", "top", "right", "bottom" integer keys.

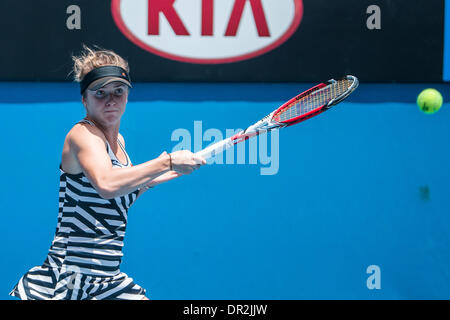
[{"left": 67, "top": 124, "right": 204, "bottom": 199}]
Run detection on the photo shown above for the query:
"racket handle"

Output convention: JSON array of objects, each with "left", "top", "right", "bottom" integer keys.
[{"left": 195, "top": 137, "right": 235, "bottom": 160}]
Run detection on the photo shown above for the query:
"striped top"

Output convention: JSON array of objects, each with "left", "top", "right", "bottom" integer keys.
[{"left": 43, "top": 120, "right": 139, "bottom": 277}]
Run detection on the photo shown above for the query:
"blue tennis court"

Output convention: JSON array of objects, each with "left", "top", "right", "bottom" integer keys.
[{"left": 1, "top": 83, "right": 450, "bottom": 299}]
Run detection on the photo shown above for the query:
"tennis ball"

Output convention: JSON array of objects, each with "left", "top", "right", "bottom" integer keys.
[{"left": 417, "top": 88, "right": 443, "bottom": 114}]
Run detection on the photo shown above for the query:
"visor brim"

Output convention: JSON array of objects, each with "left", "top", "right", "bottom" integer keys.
[{"left": 87, "top": 77, "right": 132, "bottom": 91}]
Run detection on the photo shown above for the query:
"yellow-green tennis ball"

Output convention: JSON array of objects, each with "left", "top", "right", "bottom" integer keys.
[{"left": 417, "top": 88, "right": 443, "bottom": 114}]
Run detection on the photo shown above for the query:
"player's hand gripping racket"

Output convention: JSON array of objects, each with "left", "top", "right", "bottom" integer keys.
[{"left": 195, "top": 75, "right": 359, "bottom": 160}]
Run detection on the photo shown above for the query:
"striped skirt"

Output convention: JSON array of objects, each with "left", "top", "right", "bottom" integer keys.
[{"left": 9, "top": 264, "right": 147, "bottom": 300}]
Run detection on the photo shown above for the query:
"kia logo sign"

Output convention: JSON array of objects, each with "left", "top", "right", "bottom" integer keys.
[{"left": 111, "top": 0, "right": 303, "bottom": 64}]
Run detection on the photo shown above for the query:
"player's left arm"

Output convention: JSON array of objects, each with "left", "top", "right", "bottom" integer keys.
[{"left": 136, "top": 170, "right": 183, "bottom": 198}]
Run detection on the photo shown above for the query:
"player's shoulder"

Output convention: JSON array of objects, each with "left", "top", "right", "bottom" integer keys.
[{"left": 66, "top": 121, "right": 106, "bottom": 149}]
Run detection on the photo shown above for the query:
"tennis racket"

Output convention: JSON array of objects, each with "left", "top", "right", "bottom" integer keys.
[{"left": 195, "top": 75, "right": 359, "bottom": 160}]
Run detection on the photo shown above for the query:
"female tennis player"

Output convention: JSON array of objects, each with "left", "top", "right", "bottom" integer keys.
[{"left": 9, "top": 46, "right": 205, "bottom": 300}]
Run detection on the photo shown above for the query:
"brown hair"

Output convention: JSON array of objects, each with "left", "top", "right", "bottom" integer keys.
[{"left": 71, "top": 45, "right": 130, "bottom": 82}]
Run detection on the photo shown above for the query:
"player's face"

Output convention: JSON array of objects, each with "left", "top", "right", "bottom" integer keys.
[{"left": 83, "top": 82, "right": 129, "bottom": 126}]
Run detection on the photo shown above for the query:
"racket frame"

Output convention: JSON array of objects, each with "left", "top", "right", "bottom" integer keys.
[{"left": 196, "top": 75, "right": 359, "bottom": 160}]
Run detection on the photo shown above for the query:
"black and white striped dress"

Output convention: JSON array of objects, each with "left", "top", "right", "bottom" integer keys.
[{"left": 10, "top": 120, "right": 146, "bottom": 300}]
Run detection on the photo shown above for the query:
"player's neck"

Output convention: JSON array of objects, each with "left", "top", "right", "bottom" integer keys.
[{"left": 85, "top": 116, "right": 120, "bottom": 149}]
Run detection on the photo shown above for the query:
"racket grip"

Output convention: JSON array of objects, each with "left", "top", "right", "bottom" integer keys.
[{"left": 195, "top": 137, "right": 235, "bottom": 160}]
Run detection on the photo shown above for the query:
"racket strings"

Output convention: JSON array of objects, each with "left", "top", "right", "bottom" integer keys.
[{"left": 276, "top": 79, "right": 353, "bottom": 122}]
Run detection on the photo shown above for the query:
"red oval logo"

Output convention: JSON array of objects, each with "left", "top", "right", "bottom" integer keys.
[{"left": 112, "top": 0, "right": 303, "bottom": 64}]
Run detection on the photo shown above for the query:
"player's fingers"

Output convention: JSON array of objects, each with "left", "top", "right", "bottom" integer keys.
[{"left": 180, "top": 165, "right": 194, "bottom": 175}]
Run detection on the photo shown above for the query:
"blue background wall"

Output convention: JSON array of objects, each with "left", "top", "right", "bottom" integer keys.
[{"left": 1, "top": 83, "right": 450, "bottom": 299}]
